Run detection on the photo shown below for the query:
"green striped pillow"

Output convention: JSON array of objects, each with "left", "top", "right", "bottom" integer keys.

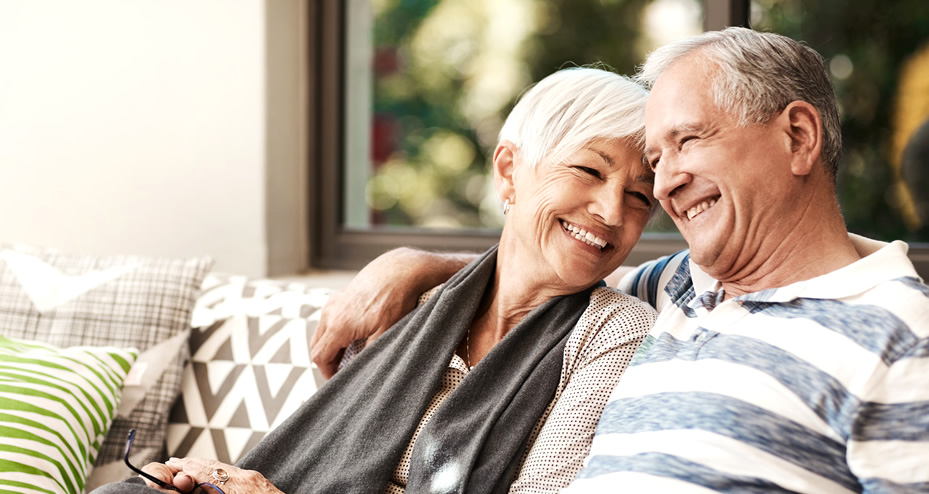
[{"left": 0, "top": 335, "right": 137, "bottom": 494}]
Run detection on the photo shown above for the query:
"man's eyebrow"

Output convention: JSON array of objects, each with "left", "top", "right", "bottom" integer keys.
[
  {"left": 643, "top": 122, "right": 706, "bottom": 159},
  {"left": 668, "top": 123, "right": 705, "bottom": 139}
]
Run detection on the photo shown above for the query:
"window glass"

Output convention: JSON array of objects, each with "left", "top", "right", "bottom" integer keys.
[
  {"left": 343, "top": 0, "right": 702, "bottom": 233},
  {"left": 751, "top": 0, "right": 929, "bottom": 243}
]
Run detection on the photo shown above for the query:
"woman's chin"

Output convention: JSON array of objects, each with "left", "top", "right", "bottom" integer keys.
[{"left": 555, "top": 271, "right": 607, "bottom": 291}]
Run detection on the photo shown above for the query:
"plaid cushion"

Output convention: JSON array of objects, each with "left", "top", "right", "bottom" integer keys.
[
  {"left": 0, "top": 243, "right": 211, "bottom": 488},
  {"left": 166, "top": 273, "right": 331, "bottom": 464}
]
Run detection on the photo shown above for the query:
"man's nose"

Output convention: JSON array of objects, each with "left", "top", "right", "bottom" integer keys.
[{"left": 653, "top": 153, "right": 690, "bottom": 201}]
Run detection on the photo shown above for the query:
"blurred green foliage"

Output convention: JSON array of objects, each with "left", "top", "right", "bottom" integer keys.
[
  {"left": 752, "top": 0, "right": 929, "bottom": 243},
  {"left": 364, "top": 0, "right": 929, "bottom": 243},
  {"left": 367, "top": 0, "right": 659, "bottom": 230}
]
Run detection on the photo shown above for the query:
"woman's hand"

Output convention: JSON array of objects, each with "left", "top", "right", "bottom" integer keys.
[
  {"left": 311, "top": 248, "right": 475, "bottom": 378},
  {"left": 144, "top": 457, "right": 284, "bottom": 494},
  {"left": 133, "top": 461, "right": 178, "bottom": 492}
]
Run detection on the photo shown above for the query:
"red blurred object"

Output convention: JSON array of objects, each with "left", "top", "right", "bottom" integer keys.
[
  {"left": 371, "top": 113, "right": 398, "bottom": 165},
  {"left": 373, "top": 47, "right": 401, "bottom": 75}
]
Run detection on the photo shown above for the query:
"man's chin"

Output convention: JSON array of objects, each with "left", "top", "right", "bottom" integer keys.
[{"left": 681, "top": 236, "right": 723, "bottom": 272}]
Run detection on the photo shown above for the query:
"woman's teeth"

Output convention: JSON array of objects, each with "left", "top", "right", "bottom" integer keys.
[
  {"left": 561, "top": 220, "right": 607, "bottom": 249},
  {"left": 686, "top": 198, "right": 717, "bottom": 220}
]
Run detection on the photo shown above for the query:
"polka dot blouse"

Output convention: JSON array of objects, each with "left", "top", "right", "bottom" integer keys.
[{"left": 380, "top": 286, "right": 656, "bottom": 493}]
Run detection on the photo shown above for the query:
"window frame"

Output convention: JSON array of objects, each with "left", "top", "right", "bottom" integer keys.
[{"left": 307, "top": 0, "right": 929, "bottom": 279}]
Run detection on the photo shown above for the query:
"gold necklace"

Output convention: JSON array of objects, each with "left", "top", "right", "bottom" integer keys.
[{"left": 466, "top": 327, "right": 473, "bottom": 368}]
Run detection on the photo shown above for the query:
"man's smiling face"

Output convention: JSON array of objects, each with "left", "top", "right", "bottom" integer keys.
[{"left": 643, "top": 55, "right": 795, "bottom": 280}]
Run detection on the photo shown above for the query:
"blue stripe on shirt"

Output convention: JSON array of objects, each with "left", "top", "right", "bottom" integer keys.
[
  {"left": 646, "top": 253, "right": 676, "bottom": 307},
  {"left": 576, "top": 452, "right": 800, "bottom": 493},
  {"left": 626, "top": 331, "right": 858, "bottom": 440},
  {"left": 627, "top": 330, "right": 929, "bottom": 444},
  {"left": 741, "top": 298, "right": 921, "bottom": 365},
  {"left": 664, "top": 253, "right": 697, "bottom": 317},
  {"left": 860, "top": 476, "right": 929, "bottom": 493},
  {"left": 595, "top": 392, "right": 857, "bottom": 491},
  {"left": 852, "top": 400, "right": 929, "bottom": 441},
  {"left": 898, "top": 276, "right": 929, "bottom": 298}
]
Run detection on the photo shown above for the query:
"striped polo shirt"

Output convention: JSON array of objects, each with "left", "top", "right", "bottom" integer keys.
[{"left": 567, "top": 234, "right": 929, "bottom": 493}]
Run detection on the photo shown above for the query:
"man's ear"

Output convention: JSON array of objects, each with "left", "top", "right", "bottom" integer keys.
[
  {"left": 779, "top": 101, "right": 823, "bottom": 176},
  {"left": 493, "top": 140, "right": 518, "bottom": 202}
]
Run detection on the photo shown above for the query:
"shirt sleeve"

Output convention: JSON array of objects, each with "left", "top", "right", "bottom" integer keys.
[
  {"left": 617, "top": 250, "right": 688, "bottom": 312},
  {"left": 509, "top": 288, "right": 657, "bottom": 493},
  {"left": 849, "top": 338, "right": 929, "bottom": 492}
]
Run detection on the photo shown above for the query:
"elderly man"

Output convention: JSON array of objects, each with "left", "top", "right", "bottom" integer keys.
[
  {"left": 564, "top": 27, "right": 929, "bottom": 492},
  {"left": 313, "top": 27, "right": 929, "bottom": 492}
]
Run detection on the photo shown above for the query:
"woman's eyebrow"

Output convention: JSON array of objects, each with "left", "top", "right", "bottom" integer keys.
[{"left": 592, "top": 150, "right": 615, "bottom": 167}]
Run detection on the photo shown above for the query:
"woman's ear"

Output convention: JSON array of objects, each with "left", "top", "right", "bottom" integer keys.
[
  {"left": 493, "top": 140, "right": 518, "bottom": 202},
  {"left": 779, "top": 101, "right": 823, "bottom": 177}
]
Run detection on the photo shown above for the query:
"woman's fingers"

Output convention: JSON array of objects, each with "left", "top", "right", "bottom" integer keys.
[
  {"left": 164, "top": 458, "right": 285, "bottom": 494},
  {"left": 136, "top": 462, "right": 182, "bottom": 492}
]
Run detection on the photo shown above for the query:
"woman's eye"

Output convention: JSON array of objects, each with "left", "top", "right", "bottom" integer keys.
[
  {"left": 576, "top": 166, "right": 601, "bottom": 178},
  {"left": 628, "top": 191, "right": 653, "bottom": 207}
]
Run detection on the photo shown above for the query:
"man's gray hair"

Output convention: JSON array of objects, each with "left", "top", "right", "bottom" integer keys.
[
  {"left": 636, "top": 27, "right": 843, "bottom": 177},
  {"left": 499, "top": 66, "right": 649, "bottom": 170}
]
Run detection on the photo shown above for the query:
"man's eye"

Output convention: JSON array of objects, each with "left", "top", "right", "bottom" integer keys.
[{"left": 647, "top": 158, "right": 659, "bottom": 172}]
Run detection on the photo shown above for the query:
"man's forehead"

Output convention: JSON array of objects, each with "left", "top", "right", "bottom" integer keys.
[
  {"left": 646, "top": 53, "right": 716, "bottom": 105},
  {"left": 647, "top": 65, "right": 705, "bottom": 106},
  {"left": 643, "top": 61, "right": 718, "bottom": 144}
]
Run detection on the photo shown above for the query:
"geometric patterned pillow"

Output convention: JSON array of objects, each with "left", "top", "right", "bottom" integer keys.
[
  {"left": 166, "top": 273, "right": 331, "bottom": 464},
  {"left": 0, "top": 335, "right": 137, "bottom": 494},
  {"left": 0, "top": 243, "right": 212, "bottom": 489}
]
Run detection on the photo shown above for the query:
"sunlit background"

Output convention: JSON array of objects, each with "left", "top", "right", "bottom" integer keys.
[
  {"left": 343, "top": 0, "right": 929, "bottom": 244},
  {"left": 2, "top": 1, "right": 926, "bottom": 277},
  {"left": 343, "top": 0, "right": 702, "bottom": 232}
]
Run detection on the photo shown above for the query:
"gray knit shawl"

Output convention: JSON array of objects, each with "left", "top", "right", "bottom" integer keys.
[{"left": 239, "top": 246, "right": 592, "bottom": 493}]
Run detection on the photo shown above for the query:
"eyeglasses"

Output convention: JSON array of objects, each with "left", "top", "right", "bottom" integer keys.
[{"left": 123, "top": 429, "right": 225, "bottom": 494}]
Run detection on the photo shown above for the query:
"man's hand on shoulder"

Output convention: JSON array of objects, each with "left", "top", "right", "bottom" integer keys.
[{"left": 310, "top": 247, "right": 475, "bottom": 378}]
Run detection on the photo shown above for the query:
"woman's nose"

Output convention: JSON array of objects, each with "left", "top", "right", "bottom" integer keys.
[{"left": 590, "top": 182, "right": 624, "bottom": 226}]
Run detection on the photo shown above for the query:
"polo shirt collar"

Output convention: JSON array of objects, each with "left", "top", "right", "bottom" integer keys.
[{"left": 688, "top": 234, "right": 917, "bottom": 304}]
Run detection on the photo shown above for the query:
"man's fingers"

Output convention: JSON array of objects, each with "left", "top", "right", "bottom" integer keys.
[
  {"left": 311, "top": 337, "right": 345, "bottom": 379},
  {"left": 365, "top": 327, "right": 389, "bottom": 347},
  {"left": 309, "top": 247, "right": 446, "bottom": 378},
  {"left": 311, "top": 310, "right": 354, "bottom": 379}
]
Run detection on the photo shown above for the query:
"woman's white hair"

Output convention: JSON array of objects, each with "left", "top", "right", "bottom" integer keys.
[
  {"left": 498, "top": 66, "right": 649, "bottom": 170},
  {"left": 635, "top": 27, "right": 843, "bottom": 179}
]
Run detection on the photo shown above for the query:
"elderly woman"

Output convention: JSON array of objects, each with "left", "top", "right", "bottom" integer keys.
[{"left": 99, "top": 66, "right": 657, "bottom": 494}]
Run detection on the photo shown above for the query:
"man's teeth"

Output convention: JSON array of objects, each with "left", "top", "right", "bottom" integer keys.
[
  {"left": 561, "top": 221, "right": 608, "bottom": 249},
  {"left": 686, "top": 198, "right": 717, "bottom": 220}
]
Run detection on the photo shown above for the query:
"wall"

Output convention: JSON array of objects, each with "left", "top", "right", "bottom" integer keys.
[{"left": 0, "top": 0, "right": 307, "bottom": 278}]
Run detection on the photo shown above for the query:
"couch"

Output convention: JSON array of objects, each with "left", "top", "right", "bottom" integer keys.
[{"left": 0, "top": 243, "right": 334, "bottom": 494}]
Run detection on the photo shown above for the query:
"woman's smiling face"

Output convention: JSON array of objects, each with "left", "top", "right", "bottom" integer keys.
[{"left": 501, "top": 138, "right": 655, "bottom": 292}]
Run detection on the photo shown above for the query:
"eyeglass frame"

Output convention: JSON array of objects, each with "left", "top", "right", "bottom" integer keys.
[{"left": 123, "top": 428, "right": 225, "bottom": 494}]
